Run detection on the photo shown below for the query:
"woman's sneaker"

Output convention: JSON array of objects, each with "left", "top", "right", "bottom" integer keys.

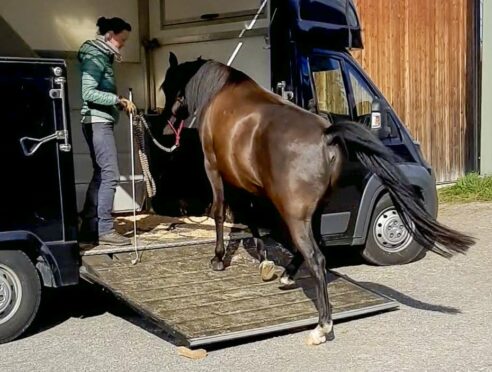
[{"left": 98, "top": 231, "right": 132, "bottom": 246}]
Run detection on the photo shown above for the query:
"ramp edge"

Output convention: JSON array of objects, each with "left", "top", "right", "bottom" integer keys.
[{"left": 187, "top": 300, "right": 399, "bottom": 347}]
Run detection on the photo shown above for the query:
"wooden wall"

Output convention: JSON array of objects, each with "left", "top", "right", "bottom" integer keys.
[{"left": 352, "top": 0, "right": 480, "bottom": 183}]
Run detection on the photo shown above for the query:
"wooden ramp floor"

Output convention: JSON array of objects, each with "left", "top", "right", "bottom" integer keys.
[{"left": 81, "top": 241, "right": 398, "bottom": 347}]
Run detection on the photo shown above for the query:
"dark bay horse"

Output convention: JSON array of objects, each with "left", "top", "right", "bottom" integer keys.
[{"left": 161, "top": 52, "right": 475, "bottom": 345}]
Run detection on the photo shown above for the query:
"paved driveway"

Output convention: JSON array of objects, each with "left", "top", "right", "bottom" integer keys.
[{"left": 1, "top": 202, "right": 491, "bottom": 372}]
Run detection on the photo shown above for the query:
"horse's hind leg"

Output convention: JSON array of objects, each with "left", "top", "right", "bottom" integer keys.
[
  {"left": 203, "top": 157, "right": 226, "bottom": 271},
  {"left": 280, "top": 251, "right": 303, "bottom": 286},
  {"left": 244, "top": 201, "right": 276, "bottom": 281},
  {"left": 286, "top": 217, "right": 334, "bottom": 345}
]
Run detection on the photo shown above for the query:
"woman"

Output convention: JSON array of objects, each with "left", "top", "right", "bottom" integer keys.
[{"left": 78, "top": 17, "right": 136, "bottom": 246}]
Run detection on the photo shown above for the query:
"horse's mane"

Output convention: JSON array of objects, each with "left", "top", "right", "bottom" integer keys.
[{"left": 185, "top": 60, "right": 250, "bottom": 120}]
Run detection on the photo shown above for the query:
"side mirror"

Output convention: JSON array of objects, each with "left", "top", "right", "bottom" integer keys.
[
  {"left": 370, "top": 99, "right": 390, "bottom": 138},
  {"left": 275, "top": 81, "right": 294, "bottom": 101}
]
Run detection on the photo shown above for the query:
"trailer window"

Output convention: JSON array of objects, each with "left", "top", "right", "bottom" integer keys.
[{"left": 311, "top": 58, "right": 349, "bottom": 117}]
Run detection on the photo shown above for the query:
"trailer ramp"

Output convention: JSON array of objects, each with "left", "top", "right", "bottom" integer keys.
[{"left": 81, "top": 239, "right": 398, "bottom": 348}]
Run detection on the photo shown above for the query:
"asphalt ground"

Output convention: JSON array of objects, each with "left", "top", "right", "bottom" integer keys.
[{"left": 1, "top": 202, "right": 491, "bottom": 372}]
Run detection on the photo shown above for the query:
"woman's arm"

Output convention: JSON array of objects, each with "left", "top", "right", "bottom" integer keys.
[{"left": 80, "top": 57, "right": 119, "bottom": 106}]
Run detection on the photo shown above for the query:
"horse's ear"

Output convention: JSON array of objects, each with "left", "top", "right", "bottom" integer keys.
[
  {"left": 169, "top": 52, "right": 178, "bottom": 67},
  {"left": 197, "top": 55, "right": 203, "bottom": 61}
]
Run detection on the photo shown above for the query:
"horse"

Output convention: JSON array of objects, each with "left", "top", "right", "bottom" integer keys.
[{"left": 160, "top": 52, "right": 475, "bottom": 345}]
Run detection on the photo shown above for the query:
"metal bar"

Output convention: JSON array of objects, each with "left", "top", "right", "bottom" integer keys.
[
  {"left": 0, "top": 57, "right": 64, "bottom": 64},
  {"left": 129, "top": 88, "right": 140, "bottom": 265},
  {"left": 54, "top": 76, "right": 71, "bottom": 152}
]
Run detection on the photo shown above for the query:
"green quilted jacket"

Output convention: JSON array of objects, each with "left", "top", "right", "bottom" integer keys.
[{"left": 78, "top": 40, "right": 120, "bottom": 124}]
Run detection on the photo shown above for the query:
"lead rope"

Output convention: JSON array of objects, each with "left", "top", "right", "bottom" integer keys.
[
  {"left": 132, "top": 116, "right": 157, "bottom": 197},
  {"left": 132, "top": 113, "right": 189, "bottom": 201},
  {"left": 129, "top": 111, "right": 187, "bottom": 265}
]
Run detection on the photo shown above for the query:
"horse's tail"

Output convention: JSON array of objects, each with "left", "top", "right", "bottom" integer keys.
[{"left": 324, "top": 121, "right": 475, "bottom": 258}]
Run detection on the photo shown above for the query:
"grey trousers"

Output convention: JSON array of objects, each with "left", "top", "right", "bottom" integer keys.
[{"left": 80, "top": 122, "right": 120, "bottom": 236}]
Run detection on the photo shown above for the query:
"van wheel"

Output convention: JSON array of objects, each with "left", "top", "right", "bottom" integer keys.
[
  {"left": 362, "top": 194, "right": 425, "bottom": 266},
  {"left": 0, "top": 250, "right": 41, "bottom": 344}
]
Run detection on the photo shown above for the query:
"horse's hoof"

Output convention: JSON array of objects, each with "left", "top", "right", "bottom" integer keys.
[
  {"left": 326, "top": 328, "right": 335, "bottom": 342},
  {"left": 279, "top": 274, "right": 296, "bottom": 287},
  {"left": 305, "top": 333, "right": 326, "bottom": 346},
  {"left": 210, "top": 258, "right": 225, "bottom": 271},
  {"left": 259, "top": 260, "right": 276, "bottom": 282},
  {"left": 305, "top": 324, "right": 334, "bottom": 346}
]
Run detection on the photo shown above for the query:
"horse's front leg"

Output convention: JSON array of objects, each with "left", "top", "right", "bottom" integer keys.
[{"left": 204, "top": 156, "right": 226, "bottom": 271}]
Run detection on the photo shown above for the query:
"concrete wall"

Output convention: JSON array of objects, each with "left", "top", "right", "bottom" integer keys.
[{"left": 481, "top": 0, "right": 492, "bottom": 175}]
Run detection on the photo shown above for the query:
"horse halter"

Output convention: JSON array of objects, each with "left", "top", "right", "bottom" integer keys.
[
  {"left": 169, "top": 95, "right": 185, "bottom": 124},
  {"left": 166, "top": 95, "right": 186, "bottom": 148}
]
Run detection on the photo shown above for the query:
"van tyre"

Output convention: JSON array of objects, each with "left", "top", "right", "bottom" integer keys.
[
  {"left": 0, "top": 250, "right": 41, "bottom": 344},
  {"left": 362, "top": 194, "right": 426, "bottom": 266}
]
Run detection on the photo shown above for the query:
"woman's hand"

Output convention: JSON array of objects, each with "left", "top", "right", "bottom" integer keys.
[{"left": 118, "top": 97, "right": 137, "bottom": 115}]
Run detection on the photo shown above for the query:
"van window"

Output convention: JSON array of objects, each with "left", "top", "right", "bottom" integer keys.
[
  {"left": 311, "top": 57, "right": 350, "bottom": 118},
  {"left": 345, "top": 62, "right": 400, "bottom": 138},
  {"left": 347, "top": 64, "right": 375, "bottom": 120}
]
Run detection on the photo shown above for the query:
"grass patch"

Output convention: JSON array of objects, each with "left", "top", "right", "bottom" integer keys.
[{"left": 438, "top": 173, "right": 492, "bottom": 203}]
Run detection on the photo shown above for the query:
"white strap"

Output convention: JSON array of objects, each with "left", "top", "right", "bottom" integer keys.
[{"left": 227, "top": 0, "right": 269, "bottom": 66}]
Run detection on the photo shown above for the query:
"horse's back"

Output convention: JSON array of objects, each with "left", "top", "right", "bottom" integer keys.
[{"left": 202, "top": 80, "right": 338, "bottom": 213}]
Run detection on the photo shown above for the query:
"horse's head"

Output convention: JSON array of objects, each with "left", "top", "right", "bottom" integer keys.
[{"left": 161, "top": 52, "right": 207, "bottom": 125}]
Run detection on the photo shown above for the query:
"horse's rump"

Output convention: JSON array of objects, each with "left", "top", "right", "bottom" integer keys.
[{"left": 201, "top": 80, "right": 337, "bottom": 208}]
